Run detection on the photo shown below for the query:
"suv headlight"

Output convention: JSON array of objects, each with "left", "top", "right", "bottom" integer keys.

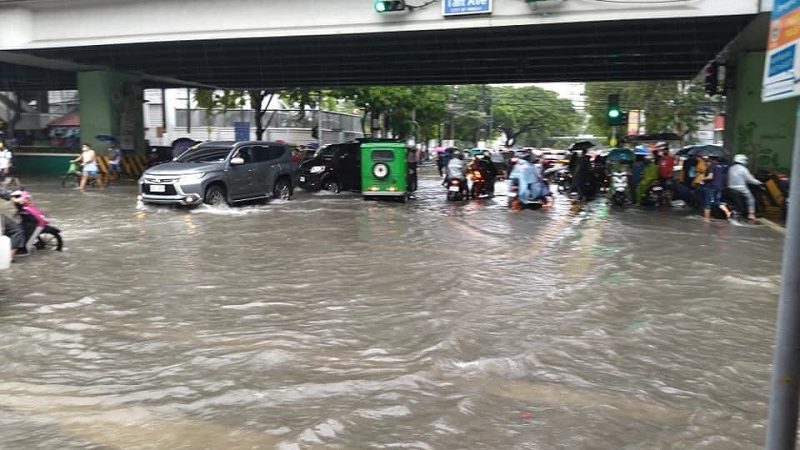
[
  {"left": 309, "top": 166, "right": 325, "bottom": 174},
  {"left": 179, "top": 172, "right": 205, "bottom": 183}
]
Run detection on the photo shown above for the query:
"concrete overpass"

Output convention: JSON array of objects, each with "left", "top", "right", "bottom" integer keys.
[{"left": 0, "top": 0, "right": 763, "bottom": 89}]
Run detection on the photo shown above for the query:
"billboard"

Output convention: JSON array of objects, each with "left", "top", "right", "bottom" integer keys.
[{"left": 762, "top": 0, "right": 800, "bottom": 102}]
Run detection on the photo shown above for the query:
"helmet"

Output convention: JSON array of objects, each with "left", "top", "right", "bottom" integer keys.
[
  {"left": 734, "top": 154, "right": 748, "bottom": 165},
  {"left": 654, "top": 141, "right": 668, "bottom": 151},
  {"left": 10, "top": 190, "right": 30, "bottom": 203}
]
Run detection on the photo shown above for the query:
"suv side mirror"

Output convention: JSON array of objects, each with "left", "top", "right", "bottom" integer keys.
[{"left": 230, "top": 157, "right": 245, "bottom": 165}]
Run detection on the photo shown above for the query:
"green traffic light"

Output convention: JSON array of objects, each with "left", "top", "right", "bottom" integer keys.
[
  {"left": 608, "top": 109, "right": 620, "bottom": 119},
  {"left": 375, "top": 2, "right": 387, "bottom": 12}
]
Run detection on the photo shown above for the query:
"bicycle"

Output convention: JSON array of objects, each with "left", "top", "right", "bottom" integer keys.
[
  {"left": 61, "top": 161, "right": 81, "bottom": 188},
  {"left": 61, "top": 162, "right": 102, "bottom": 189}
]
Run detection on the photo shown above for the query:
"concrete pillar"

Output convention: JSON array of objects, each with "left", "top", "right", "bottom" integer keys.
[
  {"left": 78, "top": 70, "right": 145, "bottom": 156},
  {"left": 726, "top": 52, "right": 799, "bottom": 174}
]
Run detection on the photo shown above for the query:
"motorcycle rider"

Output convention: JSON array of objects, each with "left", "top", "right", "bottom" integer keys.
[
  {"left": 728, "top": 154, "right": 763, "bottom": 221},
  {"left": 10, "top": 190, "right": 48, "bottom": 252},
  {"left": 469, "top": 152, "right": 497, "bottom": 197},
  {"left": 0, "top": 189, "right": 26, "bottom": 259},
  {"left": 446, "top": 149, "right": 469, "bottom": 198},
  {"left": 508, "top": 156, "right": 553, "bottom": 208}
]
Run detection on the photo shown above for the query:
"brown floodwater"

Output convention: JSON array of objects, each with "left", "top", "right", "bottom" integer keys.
[{"left": 0, "top": 169, "right": 783, "bottom": 449}]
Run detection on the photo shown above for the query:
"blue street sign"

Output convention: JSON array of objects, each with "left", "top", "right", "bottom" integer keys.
[
  {"left": 763, "top": 0, "right": 800, "bottom": 102},
  {"left": 442, "top": 0, "right": 492, "bottom": 16},
  {"left": 234, "top": 122, "right": 250, "bottom": 142}
]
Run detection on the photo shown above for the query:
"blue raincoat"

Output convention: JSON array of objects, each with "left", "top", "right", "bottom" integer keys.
[{"left": 509, "top": 160, "right": 549, "bottom": 204}]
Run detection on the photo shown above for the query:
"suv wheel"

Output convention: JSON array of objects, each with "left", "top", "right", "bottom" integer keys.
[
  {"left": 324, "top": 179, "right": 341, "bottom": 193},
  {"left": 204, "top": 185, "right": 226, "bottom": 206},
  {"left": 273, "top": 178, "right": 292, "bottom": 200}
]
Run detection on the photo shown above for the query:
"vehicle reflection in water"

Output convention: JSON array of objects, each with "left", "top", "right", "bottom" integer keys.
[{"left": 0, "top": 170, "right": 784, "bottom": 449}]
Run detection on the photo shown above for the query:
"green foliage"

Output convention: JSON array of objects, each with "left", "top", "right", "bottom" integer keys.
[
  {"left": 584, "top": 81, "right": 712, "bottom": 142},
  {"left": 335, "top": 85, "right": 449, "bottom": 141},
  {"left": 193, "top": 84, "right": 581, "bottom": 148},
  {"left": 491, "top": 85, "right": 581, "bottom": 147}
]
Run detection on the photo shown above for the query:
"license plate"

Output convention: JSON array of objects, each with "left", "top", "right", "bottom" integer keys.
[
  {"left": 299, "top": 176, "right": 305, "bottom": 183},
  {"left": 448, "top": 186, "right": 460, "bottom": 192},
  {"left": 508, "top": 192, "right": 517, "bottom": 197},
  {"left": 149, "top": 184, "right": 166, "bottom": 193}
]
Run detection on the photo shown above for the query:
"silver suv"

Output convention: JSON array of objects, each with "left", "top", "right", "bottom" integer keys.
[{"left": 139, "top": 141, "right": 296, "bottom": 206}]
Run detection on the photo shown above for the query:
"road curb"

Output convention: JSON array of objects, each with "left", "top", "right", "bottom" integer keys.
[{"left": 758, "top": 217, "right": 786, "bottom": 235}]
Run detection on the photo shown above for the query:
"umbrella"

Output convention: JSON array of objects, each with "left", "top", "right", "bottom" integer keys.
[
  {"left": 95, "top": 134, "right": 118, "bottom": 143},
  {"left": 680, "top": 144, "right": 729, "bottom": 158},
  {"left": 606, "top": 148, "right": 635, "bottom": 163},
  {"left": 568, "top": 141, "right": 594, "bottom": 151},
  {"left": 431, "top": 146, "right": 446, "bottom": 154},
  {"left": 634, "top": 145, "right": 651, "bottom": 155}
]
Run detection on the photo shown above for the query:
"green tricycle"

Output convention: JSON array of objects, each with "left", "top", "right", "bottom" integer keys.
[{"left": 361, "top": 140, "right": 416, "bottom": 202}]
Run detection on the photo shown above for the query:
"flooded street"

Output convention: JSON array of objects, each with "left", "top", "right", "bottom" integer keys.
[{"left": 0, "top": 168, "right": 784, "bottom": 449}]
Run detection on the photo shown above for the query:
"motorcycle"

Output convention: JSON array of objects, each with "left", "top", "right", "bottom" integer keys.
[
  {"left": 507, "top": 178, "right": 547, "bottom": 210},
  {"left": 609, "top": 170, "right": 630, "bottom": 208},
  {"left": 446, "top": 177, "right": 468, "bottom": 201},
  {"left": 554, "top": 168, "right": 572, "bottom": 194},
  {"left": 641, "top": 180, "right": 670, "bottom": 208},
  {"left": 18, "top": 208, "right": 63, "bottom": 253},
  {"left": 0, "top": 190, "right": 63, "bottom": 253},
  {"left": 721, "top": 184, "right": 766, "bottom": 220},
  {"left": 469, "top": 167, "right": 495, "bottom": 199}
]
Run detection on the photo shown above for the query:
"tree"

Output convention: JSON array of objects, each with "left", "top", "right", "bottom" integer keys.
[
  {"left": 584, "top": 81, "right": 714, "bottom": 143},
  {"left": 248, "top": 90, "right": 277, "bottom": 140},
  {"left": 194, "top": 89, "right": 246, "bottom": 140},
  {"left": 337, "top": 86, "right": 448, "bottom": 141},
  {"left": 491, "top": 86, "right": 581, "bottom": 147}
]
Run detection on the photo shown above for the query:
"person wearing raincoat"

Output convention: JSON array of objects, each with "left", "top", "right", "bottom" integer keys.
[
  {"left": 508, "top": 157, "right": 552, "bottom": 207},
  {"left": 635, "top": 154, "right": 659, "bottom": 205}
]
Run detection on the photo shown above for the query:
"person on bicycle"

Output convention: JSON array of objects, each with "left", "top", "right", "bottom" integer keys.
[{"left": 72, "top": 143, "right": 104, "bottom": 191}]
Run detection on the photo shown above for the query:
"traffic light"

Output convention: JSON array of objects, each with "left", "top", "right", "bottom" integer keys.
[
  {"left": 607, "top": 94, "right": 623, "bottom": 126},
  {"left": 374, "top": 0, "right": 406, "bottom": 12},
  {"left": 704, "top": 63, "right": 719, "bottom": 96}
]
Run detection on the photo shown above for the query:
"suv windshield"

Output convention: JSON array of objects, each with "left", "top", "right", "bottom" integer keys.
[
  {"left": 316, "top": 147, "right": 336, "bottom": 160},
  {"left": 177, "top": 147, "right": 231, "bottom": 163}
]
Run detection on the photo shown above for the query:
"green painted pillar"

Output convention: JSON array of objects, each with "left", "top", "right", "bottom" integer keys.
[
  {"left": 727, "top": 52, "right": 799, "bottom": 174},
  {"left": 77, "top": 70, "right": 145, "bottom": 156}
]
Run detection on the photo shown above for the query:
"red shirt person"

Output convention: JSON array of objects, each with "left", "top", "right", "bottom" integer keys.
[{"left": 655, "top": 142, "right": 674, "bottom": 180}]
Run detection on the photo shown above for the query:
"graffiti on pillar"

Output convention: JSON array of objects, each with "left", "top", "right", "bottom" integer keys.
[{"left": 736, "top": 121, "right": 788, "bottom": 172}]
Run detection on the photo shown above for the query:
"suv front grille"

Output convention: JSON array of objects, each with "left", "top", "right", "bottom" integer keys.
[
  {"left": 143, "top": 184, "right": 178, "bottom": 195},
  {"left": 144, "top": 176, "right": 180, "bottom": 184}
]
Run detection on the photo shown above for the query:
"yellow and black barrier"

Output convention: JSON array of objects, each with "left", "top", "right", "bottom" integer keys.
[
  {"left": 96, "top": 155, "right": 148, "bottom": 178},
  {"left": 764, "top": 178, "right": 785, "bottom": 207}
]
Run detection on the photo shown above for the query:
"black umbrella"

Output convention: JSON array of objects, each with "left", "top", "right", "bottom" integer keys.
[
  {"left": 568, "top": 141, "right": 595, "bottom": 151},
  {"left": 679, "top": 144, "right": 730, "bottom": 158}
]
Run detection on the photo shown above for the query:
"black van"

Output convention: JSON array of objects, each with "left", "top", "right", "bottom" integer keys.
[{"left": 298, "top": 142, "right": 360, "bottom": 193}]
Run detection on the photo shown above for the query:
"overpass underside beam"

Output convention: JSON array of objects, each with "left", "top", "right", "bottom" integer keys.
[{"left": 0, "top": 15, "right": 757, "bottom": 90}]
